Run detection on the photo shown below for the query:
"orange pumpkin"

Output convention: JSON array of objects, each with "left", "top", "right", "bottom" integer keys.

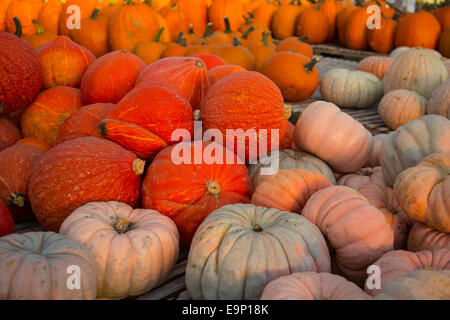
[
  {"left": 271, "top": 0, "right": 305, "bottom": 40},
  {"left": 0, "top": 116, "right": 21, "bottom": 151},
  {"left": 133, "top": 28, "right": 167, "bottom": 64},
  {"left": 21, "top": 86, "right": 83, "bottom": 146},
  {"left": 276, "top": 36, "right": 313, "bottom": 58},
  {"left": 250, "top": 31, "right": 276, "bottom": 71},
  {"left": 434, "top": 7, "right": 450, "bottom": 31},
  {"left": 163, "top": 32, "right": 189, "bottom": 57},
  {"left": 345, "top": 7, "right": 371, "bottom": 50},
  {"left": 319, "top": 0, "right": 340, "bottom": 42},
  {"left": 356, "top": 56, "right": 394, "bottom": 80},
  {"left": 0, "top": 0, "right": 13, "bottom": 32},
  {"left": 176, "top": 0, "right": 208, "bottom": 35},
  {"left": 5, "top": 0, "right": 43, "bottom": 37},
  {"left": 37, "top": 0, "right": 62, "bottom": 35},
  {"left": 160, "top": 2, "right": 189, "bottom": 42},
  {"left": 99, "top": 2, "right": 123, "bottom": 19},
  {"left": 58, "top": 0, "right": 98, "bottom": 36},
  {"left": 253, "top": 0, "right": 278, "bottom": 27},
  {"left": 214, "top": 37, "right": 256, "bottom": 70},
  {"left": 395, "top": 11, "right": 441, "bottom": 49},
  {"left": 189, "top": 52, "right": 227, "bottom": 70},
  {"left": 439, "top": 27, "right": 450, "bottom": 58},
  {"left": 368, "top": 13, "right": 398, "bottom": 54},
  {"left": 208, "top": 0, "right": 244, "bottom": 31},
  {"left": 336, "top": 4, "right": 357, "bottom": 46},
  {"left": 14, "top": 137, "right": 51, "bottom": 152},
  {"left": 24, "top": 20, "right": 57, "bottom": 50},
  {"left": 207, "top": 64, "right": 246, "bottom": 85},
  {"left": 296, "top": 8, "right": 328, "bottom": 44}
]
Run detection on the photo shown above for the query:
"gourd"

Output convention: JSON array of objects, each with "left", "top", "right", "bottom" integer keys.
[
  {"left": 364, "top": 133, "right": 387, "bottom": 167},
  {"left": 395, "top": 11, "right": 441, "bottom": 49}
]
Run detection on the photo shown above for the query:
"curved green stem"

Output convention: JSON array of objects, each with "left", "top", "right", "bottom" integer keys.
[
  {"left": 13, "top": 17, "right": 22, "bottom": 38},
  {"left": 32, "top": 19, "right": 45, "bottom": 35},
  {"left": 152, "top": 27, "right": 165, "bottom": 42},
  {"left": 304, "top": 57, "right": 319, "bottom": 73}
]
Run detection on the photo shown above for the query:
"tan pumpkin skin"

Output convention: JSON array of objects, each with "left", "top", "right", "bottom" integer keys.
[
  {"left": 380, "top": 115, "right": 450, "bottom": 187},
  {"left": 378, "top": 89, "right": 428, "bottom": 130},
  {"left": 320, "top": 69, "right": 383, "bottom": 109},
  {"left": 294, "top": 101, "right": 374, "bottom": 173},
  {"left": 374, "top": 269, "right": 450, "bottom": 300},
  {"left": 260, "top": 272, "right": 372, "bottom": 300},
  {"left": 356, "top": 56, "right": 394, "bottom": 80},
  {"left": 0, "top": 231, "right": 97, "bottom": 299},
  {"left": 364, "top": 133, "right": 387, "bottom": 168},
  {"left": 427, "top": 79, "right": 450, "bottom": 119},
  {"left": 408, "top": 223, "right": 450, "bottom": 252},
  {"left": 60, "top": 201, "right": 179, "bottom": 299},
  {"left": 383, "top": 48, "right": 448, "bottom": 99},
  {"left": 389, "top": 46, "right": 442, "bottom": 59},
  {"left": 393, "top": 152, "right": 450, "bottom": 233},
  {"left": 337, "top": 167, "right": 387, "bottom": 190},
  {"left": 365, "top": 249, "right": 450, "bottom": 296},
  {"left": 186, "top": 204, "right": 331, "bottom": 300},
  {"left": 302, "top": 186, "right": 394, "bottom": 285}
]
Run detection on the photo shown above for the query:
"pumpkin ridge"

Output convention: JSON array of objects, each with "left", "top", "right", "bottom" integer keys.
[
  {"left": 100, "top": 119, "right": 168, "bottom": 146},
  {"left": 241, "top": 231, "right": 257, "bottom": 299}
]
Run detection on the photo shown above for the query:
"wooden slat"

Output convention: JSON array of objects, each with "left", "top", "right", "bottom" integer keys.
[
  {"left": 311, "top": 43, "right": 386, "bottom": 60},
  {"left": 137, "top": 276, "right": 186, "bottom": 300}
]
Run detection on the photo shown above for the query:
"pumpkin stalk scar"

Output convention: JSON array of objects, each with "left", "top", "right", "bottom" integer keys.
[
  {"left": 304, "top": 57, "right": 320, "bottom": 73},
  {"left": 114, "top": 217, "right": 133, "bottom": 234},
  {"left": 132, "top": 158, "right": 145, "bottom": 175},
  {"left": 206, "top": 180, "right": 221, "bottom": 197},
  {"left": 10, "top": 192, "right": 26, "bottom": 207}
]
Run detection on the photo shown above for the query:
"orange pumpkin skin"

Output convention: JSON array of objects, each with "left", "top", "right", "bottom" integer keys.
[
  {"left": 57, "top": 103, "right": 115, "bottom": 144},
  {"left": 302, "top": 186, "right": 394, "bottom": 285},
  {"left": 261, "top": 52, "right": 319, "bottom": 102},
  {"left": 395, "top": 12, "right": 441, "bottom": 49},
  {"left": 189, "top": 53, "right": 227, "bottom": 70},
  {"left": 59, "top": 0, "right": 98, "bottom": 36},
  {"left": 207, "top": 64, "right": 246, "bottom": 85},
  {"left": 23, "top": 20, "right": 57, "bottom": 50},
  {"left": 345, "top": 8, "right": 371, "bottom": 50},
  {"left": 5, "top": 0, "right": 43, "bottom": 37},
  {"left": 201, "top": 71, "right": 288, "bottom": 161},
  {"left": 0, "top": 0, "right": 13, "bottom": 32},
  {"left": 15, "top": 138, "right": 51, "bottom": 152},
  {"left": 37, "top": 36, "right": 96, "bottom": 88},
  {"left": 0, "top": 145, "right": 45, "bottom": 223},
  {"left": 137, "top": 57, "right": 210, "bottom": 110},
  {"left": 319, "top": 0, "right": 340, "bottom": 42},
  {"left": 253, "top": 1, "right": 278, "bottom": 28},
  {"left": 29, "top": 137, "right": 145, "bottom": 232},
  {"left": 208, "top": 0, "right": 244, "bottom": 32},
  {"left": 80, "top": 50, "right": 146, "bottom": 104},
  {"left": 251, "top": 42, "right": 276, "bottom": 72},
  {"left": 214, "top": 41, "right": 257, "bottom": 71},
  {"left": 160, "top": 2, "right": 189, "bottom": 42},
  {"left": 279, "top": 121, "right": 295, "bottom": 150},
  {"left": 100, "top": 81, "right": 194, "bottom": 160},
  {"left": 21, "top": 86, "right": 82, "bottom": 146},
  {"left": 368, "top": 15, "right": 397, "bottom": 54},
  {"left": 99, "top": 2, "right": 123, "bottom": 19},
  {"left": 434, "top": 7, "right": 450, "bottom": 31},
  {"left": 276, "top": 36, "right": 313, "bottom": 58},
  {"left": 176, "top": 0, "right": 208, "bottom": 35},
  {"left": 336, "top": 5, "right": 357, "bottom": 46},
  {"left": 356, "top": 56, "right": 394, "bottom": 80},
  {"left": 439, "top": 27, "right": 450, "bottom": 58},
  {"left": 252, "top": 168, "right": 332, "bottom": 214},
  {"left": 37, "top": 0, "right": 62, "bottom": 35},
  {"left": 0, "top": 116, "right": 21, "bottom": 151},
  {"left": 394, "top": 152, "right": 450, "bottom": 233},
  {"left": 142, "top": 141, "right": 252, "bottom": 247},
  {"left": 408, "top": 222, "right": 450, "bottom": 252},
  {"left": 271, "top": 2, "right": 305, "bottom": 40},
  {"left": 296, "top": 8, "right": 328, "bottom": 44},
  {"left": 337, "top": 167, "right": 388, "bottom": 190}
]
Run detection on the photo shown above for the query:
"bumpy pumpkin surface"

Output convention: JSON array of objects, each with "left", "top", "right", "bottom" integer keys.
[
  {"left": 427, "top": 79, "right": 450, "bottom": 119},
  {"left": 356, "top": 56, "right": 394, "bottom": 80},
  {"left": 408, "top": 223, "right": 450, "bottom": 252},
  {"left": 60, "top": 201, "right": 179, "bottom": 299},
  {"left": 337, "top": 167, "right": 387, "bottom": 190},
  {"left": 186, "top": 204, "right": 331, "bottom": 300},
  {"left": 261, "top": 272, "right": 372, "bottom": 300},
  {"left": 28, "top": 137, "right": 145, "bottom": 232},
  {"left": 15, "top": 138, "right": 51, "bottom": 152},
  {"left": 0, "top": 116, "right": 21, "bottom": 150},
  {"left": 0, "top": 231, "right": 97, "bottom": 299},
  {"left": 364, "top": 133, "right": 387, "bottom": 168}
]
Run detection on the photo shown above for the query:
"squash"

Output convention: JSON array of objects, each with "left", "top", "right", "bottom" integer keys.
[
  {"left": 208, "top": 0, "right": 244, "bottom": 32},
  {"left": 408, "top": 222, "right": 450, "bottom": 252},
  {"left": 133, "top": 28, "right": 167, "bottom": 65},
  {"left": 253, "top": 0, "right": 278, "bottom": 28},
  {"left": 58, "top": 0, "right": 98, "bottom": 36},
  {"left": 0, "top": 232, "right": 97, "bottom": 299},
  {"left": 336, "top": 4, "right": 357, "bottom": 46},
  {"left": 15, "top": 138, "right": 51, "bottom": 152},
  {"left": 57, "top": 103, "right": 115, "bottom": 144},
  {"left": 207, "top": 64, "right": 246, "bottom": 85},
  {"left": 80, "top": 50, "right": 146, "bottom": 105},
  {"left": 428, "top": 79, "right": 450, "bottom": 118},
  {"left": 337, "top": 167, "right": 387, "bottom": 190},
  {"left": 356, "top": 56, "right": 394, "bottom": 80},
  {"left": 176, "top": 0, "right": 208, "bottom": 35},
  {"left": 250, "top": 31, "right": 276, "bottom": 72},
  {"left": 0, "top": 116, "right": 21, "bottom": 151},
  {"left": 186, "top": 203, "right": 331, "bottom": 300},
  {"left": 389, "top": 46, "right": 441, "bottom": 59},
  {"left": 189, "top": 53, "right": 227, "bottom": 71},
  {"left": 383, "top": 48, "right": 448, "bottom": 99},
  {"left": 271, "top": 0, "right": 305, "bottom": 40},
  {"left": 295, "top": 8, "right": 328, "bottom": 44},
  {"left": 24, "top": 20, "right": 57, "bottom": 50},
  {"left": 260, "top": 272, "right": 372, "bottom": 300},
  {"left": 214, "top": 37, "right": 256, "bottom": 70},
  {"left": 142, "top": 141, "right": 252, "bottom": 247},
  {"left": 28, "top": 137, "right": 145, "bottom": 232},
  {"left": 0, "top": 31, "right": 42, "bottom": 114},
  {"left": 395, "top": 11, "right": 441, "bottom": 49},
  {"left": 276, "top": 36, "right": 313, "bottom": 58},
  {"left": 344, "top": 7, "right": 371, "bottom": 50},
  {"left": 37, "top": 36, "right": 96, "bottom": 88},
  {"left": 394, "top": 152, "right": 450, "bottom": 233},
  {"left": 60, "top": 201, "right": 179, "bottom": 299},
  {"left": 163, "top": 32, "right": 189, "bottom": 57},
  {"left": 5, "top": 0, "right": 43, "bottom": 37},
  {"left": 302, "top": 186, "right": 394, "bottom": 285},
  {"left": 0, "top": 201, "right": 14, "bottom": 237},
  {"left": 319, "top": 0, "right": 340, "bottom": 42},
  {"left": 37, "top": 0, "right": 62, "bottom": 35},
  {"left": 320, "top": 69, "right": 383, "bottom": 109},
  {"left": 252, "top": 168, "right": 332, "bottom": 213},
  {"left": 365, "top": 133, "right": 387, "bottom": 168},
  {"left": 365, "top": 249, "right": 450, "bottom": 296},
  {"left": 159, "top": 2, "right": 189, "bottom": 42},
  {"left": 380, "top": 115, "right": 450, "bottom": 186},
  {"left": 434, "top": 7, "right": 450, "bottom": 31},
  {"left": 367, "top": 13, "right": 397, "bottom": 54},
  {"left": 293, "top": 101, "right": 374, "bottom": 173},
  {"left": 21, "top": 86, "right": 82, "bottom": 146},
  {"left": 439, "top": 27, "right": 450, "bottom": 59},
  {"left": 137, "top": 57, "right": 209, "bottom": 110}
]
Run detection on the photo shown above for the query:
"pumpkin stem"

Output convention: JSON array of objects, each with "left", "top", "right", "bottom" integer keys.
[
  {"left": 392, "top": 11, "right": 400, "bottom": 21},
  {"left": 170, "top": 2, "right": 178, "bottom": 9},
  {"left": 195, "top": 59, "right": 205, "bottom": 69},
  {"left": 283, "top": 104, "right": 292, "bottom": 120},
  {"left": 176, "top": 32, "right": 187, "bottom": 46},
  {"left": 261, "top": 30, "right": 269, "bottom": 46},
  {"left": 242, "top": 14, "right": 252, "bottom": 25},
  {"left": 202, "top": 22, "right": 214, "bottom": 38},
  {"left": 224, "top": 16, "right": 232, "bottom": 34},
  {"left": 252, "top": 224, "right": 263, "bottom": 232},
  {"left": 232, "top": 37, "right": 242, "bottom": 46},
  {"left": 10, "top": 192, "right": 25, "bottom": 208},
  {"left": 188, "top": 23, "right": 194, "bottom": 35},
  {"left": 153, "top": 27, "right": 165, "bottom": 42},
  {"left": 206, "top": 180, "right": 221, "bottom": 197},
  {"left": 241, "top": 26, "right": 256, "bottom": 39},
  {"left": 32, "top": 19, "right": 45, "bottom": 35},
  {"left": 298, "top": 35, "right": 310, "bottom": 42},
  {"left": 91, "top": 7, "right": 100, "bottom": 19},
  {"left": 193, "top": 110, "right": 201, "bottom": 121},
  {"left": 304, "top": 57, "right": 319, "bottom": 73},
  {"left": 125, "top": 0, "right": 136, "bottom": 5},
  {"left": 13, "top": 17, "right": 22, "bottom": 38},
  {"left": 114, "top": 217, "right": 133, "bottom": 234},
  {"left": 275, "top": 0, "right": 282, "bottom": 6},
  {"left": 132, "top": 158, "right": 145, "bottom": 175}
]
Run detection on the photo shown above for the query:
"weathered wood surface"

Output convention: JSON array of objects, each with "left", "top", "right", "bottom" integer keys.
[{"left": 311, "top": 43, "right": 386, "bottom": 60}]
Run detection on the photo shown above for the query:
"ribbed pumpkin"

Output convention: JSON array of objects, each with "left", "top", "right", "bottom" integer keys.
[
  {"left": 80, "top": 50, "right": 146, "bottom": 105},
  {"left": 0, "top": 232, "right": 97, "bottom": 300},
  {"left": 389, "top": 46, "right": 442, "bottom": 58},
  {"left": 253, "top": 0, "right": 278, "bottom": 28},
  {"left": 58, "top": 0, "right": 98, "bottom": 36},
  {"left": 176, "top": 0, "right": 208, "bottom": 35},
  {"left": 57, "top": 103, "right": 115, "bottom": 144},
  {"left": 189, "top": 53, "right": 227, "bottom": 70},
  {"left": 5, "top": 0, "right": 43, "bottom": 37},
  {"left": 159, "top": 2, "right": 188, "bottom": 42},
  {"left": 137, "top": 57, "right": 209, "bottom": 110},
  {"left": 356, "top": 56, "right": 394, "bottom": 80},
  {"left": 271, "top": 0, "right": 305, "bottom": 40},
  {"left": 337, "top": 167, "right": 387, "bottom": 190},
  {"left": 163, "top": 33, "right": 189, "bottom": 57},
  {"left": 261, "top": 272, "right": 372, "bottom": 300},
  {"left": 141, "top": 141, "right": 252, "bottom": 247},
  {"left": 208, "top": 0, "right": 244, "bottom": 31},
  {"left": 395, "top": 11, "right": 441, "bottom": 49},
  {"left": 365, "top": 249, "right": 450, "bottom": 297},
  {"left": 320, "top": 69, "right": 383, "bottom": 109},
  {"left": 60, "top": 201, "right": 179, "bottom": 299},
  {"left": 394, "top": 152, "right": 450, "bottom": 233},
  {"left": 344, "top": 7, "right": 371, "bottom": 50},
  {"left": 24, "top": 20, "right": 57, "bottom": 50},
  {"left": 364, "top": 133, "right": 387, "bottom": 168},
  {"left": 302, "top": 186, "right": 394, "bottom": 285},
  {"left": 367, "top": 13, "right": 397, "bottom": 54},
  {"left": 319, "top": 0, "right": 340, "bottom": 42},
  {"left": 37, "top": 36, "right": 96, "bottom": 88},
  {"left": 0, "top": 116, "right": 21, "bottom": 151},
  {"left": 15, "top": 137, "right": 51, "bottom": 152},
  {"left": 207, "top": 64, "right": 246, "bottom": 85},
  {"left": 380, "top": 115, "right": 450, "bottom": 186},
  {"left": 28, "top": 137, "right": 145, "bottom": 231},
  {"left": 200, "top": 71, "right": 289, "bottom": 161},
  {"left": 21, "top": 86, "right": 82, "bottom": 146},
  {"left": 214, "top": 38, "right": 257, "bottom": 70},
  {"left": 408, "top": 222, "right": 450, "bottom": 252},
  {"left": 0, "top": 201, "right": 14, "bottom": 237},
  {"left": 186, "top": 203, "right": 331, "bottom": 300},
  {"left": 428, "top": 79, "right": 450, "bottom": 119},
  {"left": 132, "top": 28, "right": 168, "bottom": 65},
  {"left": 276, "top": 36, "right": 313, "bottom": 58},
  {"left": 252, "top": 168, "right": 332, "bottom": 213},
  {"left": 37, "top": 0, "right": 62, "bottom": 35},
  {"left": 293, "top": 101, "right": 374, "bottom": 173},
  {"left": 0, "top": 31, "right": 42, "bottom": 114},
  {"left": 295, "top": 8, "right": 328, "bottom": 44},
  {"left": 0, "top": 144, "right": 44, "bottom": 223},
  {"left": 99, "top": 81, "right": 194, "bottom": 160}
]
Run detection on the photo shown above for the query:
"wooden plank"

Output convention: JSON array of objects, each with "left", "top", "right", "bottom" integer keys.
[
  {"left": 311, "top": 43, "right": 386, "bottom": 60},
  {"left": 137, "top": 276, "right": 186, "bottom": 300}
]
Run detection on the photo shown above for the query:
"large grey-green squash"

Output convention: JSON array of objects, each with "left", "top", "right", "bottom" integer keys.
[
  {"left": 185, "top": 204, "right": 331, "bottom": 300},
  {"left": 380, "top": 115, "right": 450, "bottom": 186}
]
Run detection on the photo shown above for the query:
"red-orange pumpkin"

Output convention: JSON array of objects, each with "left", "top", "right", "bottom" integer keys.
[
  {"left": 15, "top": 138, "right": 51, "bottom": 152},
  {"left": 0, "top": 201, "right": 14, "bottom": 237},
  {"left": 207, "top": 64, "right": 246, "bottom": 85},
  {"left": 0, "top": 116, "right": 21, "bottom": 151},
  {"left": 189, "top": 53, "right": 227, "bottom": 70},
  {"left": 356, "top": 56, "right": 394, "bottom": 80}
]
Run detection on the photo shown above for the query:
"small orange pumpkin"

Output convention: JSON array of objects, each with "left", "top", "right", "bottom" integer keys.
[
  {"left": 368, "top": 13, "right": 398, "bottom": 54},
  {"left": 345, "top": 7, "right": 371, "bottom": 50},
  {"left": 272, "top": 0, "right": 306, "bottom": 40},
  {"left": 356, "top": 56, "right": 394, "bottom": 80},
  {"left": 214, "top": 37, "right": 256, "bottom": 71},
  {"left": 37, "top": 0, "right": 62, "bottom": 35},
  {"left": 133, "top": 28, "right": 167, "bottom": 64},
  {"left": 276, "top": 36, "right": 313, "bottom": 58},
  {"left": 58, "top": 0, "right": 98, "bottom": 36},
  {"left": 163, "top": 32, "right": 189, "bottom": 57},
  {"left": 336, "top": 4, "right": 357, "bottom": 46},
  {"left": 24, "top": 20, "right": 57, "bottom": 50},
  {"left": 296, "top": 7, "right": 328, "bottom": 44},
  {"left": 160, "top": 2, "right": 189, "bottom": 42},
  {"left": 395, "top": 11, "right": 441, "bottom": 49},
  {"left": 207, "top": 64, "right": 246, "bottom": 85},
  {"left": 5, "top": 0, "right": 43, "bottom": 37},
  {"left": 208, "top": 0, "right": 244, "bottom": 32}
]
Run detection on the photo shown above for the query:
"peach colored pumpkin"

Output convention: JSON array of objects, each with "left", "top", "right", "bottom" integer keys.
[
  {"left": 358, "top": 183, "right": 413, "bottom": 250},
  {"left": 378, "top": 89, "right": 428, "bottom": 130},
  {"left": 364, "top": 133, "right": 387, "bottom": 168},
  {"left": 186, "top": 203, "right": 331, "bottom": 300},
  {"left": 252, "top": 168, "right": 332, "bottom": 214},
  {"left": 0, "top": 231, "right": 97, "bottom": 299},
  {"left": 294, "top": 101, "right": 373, "bottom": 173},
  {"left": 60, "top": 201, "right": 179, "bottom": 299},
  {"left": 427, "top": 79, "right": 450, "bottom": 119},
  {"left": 302, "top": 186, "right": 394, "bottom": 285},
  {"left": 260, "top": 272, "right": 372, "bottom": 300},
  {"left": 408, "top": 222, "right": 450, "bottom": 252},
  {"left": 394, "top": 152, "right": 450, "bottom": 233},
  {"left": 337, "top": 167, "right": 387, "bottom": 190},
  {"left": 356, "top": 56, "right": 394, "bottom": 80},
  {"left": 365, "top": 249, "right": 450, "bottom": 296},
  {"left": 380, "top": 115, "right": 450, "bottom": 187}
]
